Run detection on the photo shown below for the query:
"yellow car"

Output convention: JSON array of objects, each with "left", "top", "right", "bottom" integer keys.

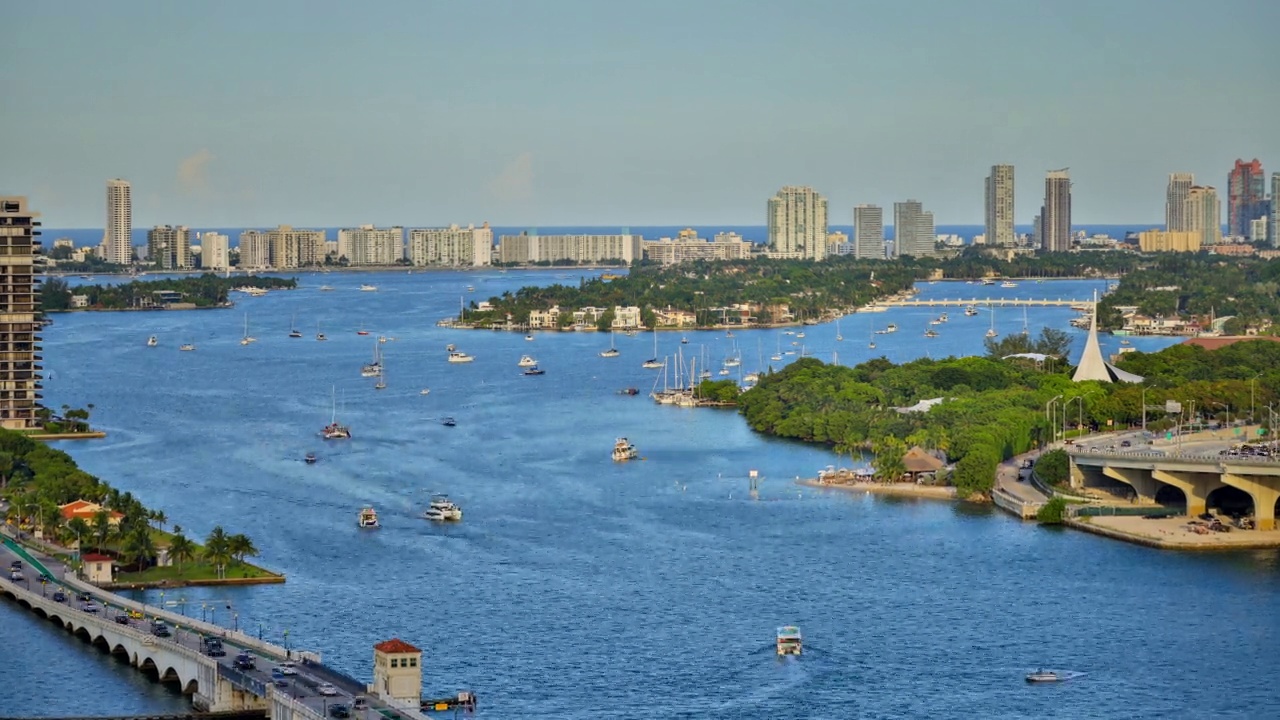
[{"left": 127, "top": 610, "right": 144, "bottom": 619}]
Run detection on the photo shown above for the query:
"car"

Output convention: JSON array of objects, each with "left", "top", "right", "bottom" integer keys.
[
  {"left": 52, "top": 590, "right": 66, "bottom": 602},
  {"left": 151, "top": 622, "right": 171, "bottom": 637},
  {"left": 351, "top": 697, "right": 369, "bottom": 710},
  {"left": 272, "top": 677, "right": 288, "bottom": 688},
  {"left": 8, "top": 559, "right": 21, "bottom": 568},
  {"left": 1120, "top": 440, "right": 1132, "bottom": 447},
  {"left": 8, "top": 571, "right": 22, "bottom": 582},
  {"left": 76, "top": 592, "right": 91, "bottom": 602},
  {"left": 234, "top": 652, "right": 256, "bottom": 670},
  {"left": 278, "top": 661, "right": 298, "bottom": 675},
  {"left": 317, "top": 682, "right": 339, "bottom": 696},
  {"left": 82, "top": 602, "right": 99, "bottom": 613},
  {"left": 114, "top": 614, "right": 131, "bottom": 625},
  {"left": 271, "top": 667, "right": 286, "bottom": 679},
  {"left": 203, "top": 644, "right": 226, "bottom": 657},
  {"left": 329, "top": 704, "right": 351, "bottom": 718}
]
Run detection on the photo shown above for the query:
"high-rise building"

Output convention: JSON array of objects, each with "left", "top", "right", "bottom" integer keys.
[
  {"left": 853, "top": 204, "right": 884, "bottom": 259},
  {"left": 338, "top": 225, "right": 405, "bottom": 266},
  {"left": 0, "top": 197, "right": 44, "bottom": 429},
  {"left": 146, "top": 225, "right": 192, "bottom": 269},
  {"left": 984, "top": 165, "right": 1015, "bottom": 246},
  {"left": 892, "top": 200, "right": 936, "bottom": 258},
  {"left": 1041, "top": 169, "right": 1072, "bottom": 252},
  {"left": 239, "top": 226, "right": 326, "bottom": 269},
  {"left": 498, "top": 232, "right": 643, "bottom": 265},
  {"left": 1166, "top": 173, "right": 1194, "bottom": 231},
  {"left": 1228, "top": 159, "right": 1266, "bottom": 237},
  {"left": 408, "top": 224, "right": 494, "bottom": 267},
  {"left": 200, "top": 232, "right": 230, "bottom": 271},
  {"left": 105, "top": 179, "right": 132, "bottom": 266},
  {"left": 1249, "top": 217, "right": 1268, "bottom": 243},
  {"left": 1271, "top": 173, "right": 1280, "bottom": 248},
  {"left": 643, "top": 228, "right": 754, "bottom": 265},
  {"left": 1184, "top": 186, "right": 1222, "bottom": 247},
  {"left": 766, "top": 186, "right": 828, "bottom": 260},
  {"left": 1137, "top": 230, "right": 1201, "bottom": 253},
  {"left": 239, "top": 232, "right": 271, "bottom": 268}
]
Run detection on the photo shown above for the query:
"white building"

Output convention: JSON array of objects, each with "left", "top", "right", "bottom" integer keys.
[
  {"left": 853, "top": 204, "right": 884, "bottom": 259},
  {"left": 201, "top": 232, "right": 230, "bottom": 271},
  {"left": 408, "top": 223, "right": 493, "bottom": 267},
  {"left": 338, "top": 225, "right": 405, "bottom": 266},
  {"left": 767, "top": 186, "right": 828, "bottom": 260},
  {"left": 371, "top": 639, "right": 422, "bottom": 704},
  {"left": 1249, "top": 216, "right": 1268, "bottom": 243},
  {"left": 145, "top": 225, "right": 192, "bottom": 269},
  {"left": 239, "top": 226, "right": 326, "bottom": 269},
  {"left": 642, "top": 228, "right": 752, "bottom": 265},
  {"left": 985, "top": 164, "right": 1016, "bottom": 246},
  {"left": 105, "top": 178, "right": 132, "bottom": 265},
  {"left": 893, "top": 200, "right": 937, "bottom": 257},
  {"left": 498, "top": 232, "right": 642, "bottom": 265}
]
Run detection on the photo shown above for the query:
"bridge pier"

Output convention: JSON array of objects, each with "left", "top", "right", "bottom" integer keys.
[
  {"left": 1102, "top": 466, "right": 1156, "bottom": 502},
  {"left": 1151, "top": 469, "right": 1223, "bottom": 517},
  {"left": 1222, "top": 473, "right": 1280, "bottom": 531}
]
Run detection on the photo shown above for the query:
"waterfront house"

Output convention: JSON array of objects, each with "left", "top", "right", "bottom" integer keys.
[
  {"left": 58, "top": 500, "right": 124, "bottom": 526},
  {"left": 654, "top": 307, "right": 696, "bottom": 327},
  {"left": 70, "top": 294, "right": 89, "bottom": 308},
  {"left": 528, "top": 306, "right": 561, "bottom": 329},
  {"left": 611, "top": 305, "right": 643, "bottom": 329},
  {"left": 371, "top": 638, "right": 422, "bottom": 704},
  {"left": 80, "top": 553, "right": 115, "bottom": 584}
]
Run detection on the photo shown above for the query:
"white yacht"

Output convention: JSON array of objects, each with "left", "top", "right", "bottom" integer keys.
[
  {"left": 179, "top": 343, "right": 196, "bottom": 352},
  {"left": 357, "top": 507, "right": 380, "bottom": 529},
  {"left": 359, "top": 284, "right": 378, "bottom": 292},
  {"left": 1001, "top": 281, "right": 1018, "bottom": 288},
  {"left": 612, "top": 437, "right": 639, "bottom": 462},
  {"left": 424, "top": 495, "right": 463, "bottom": 522},
  {"left": 146, "top": 336, "right": 158, "bottom": 347},
  {"left": 319, "top": 285, "right": 334, "bottom": 292},
  {"left": 447, "top": 351, "right": 475, "bottom": 364},
  {"left": 518, "top": 355, "right": 538, "bottom": 367}
]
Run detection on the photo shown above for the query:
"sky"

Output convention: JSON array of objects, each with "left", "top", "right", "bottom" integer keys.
[{"left": 2, "top": 0, "right": 1278, "bottom": 228}]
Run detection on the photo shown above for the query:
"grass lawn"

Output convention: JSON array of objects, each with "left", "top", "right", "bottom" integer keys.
[{"left": 115, "top": 561, "right": 276, "bottom": 583}]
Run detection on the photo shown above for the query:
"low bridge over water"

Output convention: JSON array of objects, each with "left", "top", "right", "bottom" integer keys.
[
  {"left": 872, "top": 298, "right": 1092, "bottom": 308},
  {"left": 1069, "top": 450, "right": 1280, "bottom": 528}
]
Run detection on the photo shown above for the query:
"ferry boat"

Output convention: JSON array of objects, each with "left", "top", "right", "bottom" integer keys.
[
  {"left": 523, "top": 364, "right": 545, "bottom": 376},
  {"left": 304, "top": 452, "right": 317, "bottom": 465},
  {"left": 146, "top": 336, "right": 158, "bottom": 347},
  {"left": 424, "top": 495, "right": 463, "bottom": 522},
  {"left": 447, "top": 351, "right": 475, "bottom": 364},
  {"left": 612, "top": 437, "right": 639, "bottom": 462},
  {"left": 357, "top": 507, "right": 380, "bottom": 529},
  {"left": 360, "top": 284, "right": 378, "bottom": 292},
  {"left": 776, "top": 626, "right": 802, "bottom": 656},
  {"left": 1025, "top": 669, "right": 1064, "bottom": 683},
  {"left": 518, "top": 355, "right": 538, "bottom": 367},
  {"left": 179, "top": 343, "right": 196, "bottom": 352}
]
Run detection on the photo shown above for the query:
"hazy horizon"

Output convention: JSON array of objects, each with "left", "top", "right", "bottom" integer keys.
[{"left": 3, "top": 1, "right": 1277, "bottom": 227}]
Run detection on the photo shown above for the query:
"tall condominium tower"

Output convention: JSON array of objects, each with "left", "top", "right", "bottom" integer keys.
[
  {"left": 984, "top": 164, "right": 1015, "bottom": 246},
  {"left": 0, "top": 197, "right": 44, "bottom": 429},
  {"left": 146, "top": 225, "right": 192, "bottom": 269},
  {"left": 893, "top": 200, "right": 936, "bottom": 258},
  {"left": 1165, "top": 173, "right": 1194, "bottom": 231},
  {"left": 1185, "top": 186, "right": 1222, "bottom": 247},
  {"left": 1040, "top": 169, "right": 1072, "bottom": 252},
  {"left": 200, "top": 232, "right": 230, "bottom": 271},
  {"left": 105, "top": 178, "right": 132, "bottom": 265},
  {"left": 1271, "top": 173, "right": 1279, "bottom": 248},
  {"left": 767, "top": 186, "right": 828, "bottom": 260},
  {"left": 1228, "top": 159, "right": 1265, "bottom": 237},
  {"left": 853, "top": 205, "right": 884, "bottom": 260}
]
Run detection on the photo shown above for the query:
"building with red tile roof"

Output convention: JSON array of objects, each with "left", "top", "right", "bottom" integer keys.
[{"left": 1180, "top": 336, "right": 1280, "bottom": 351}]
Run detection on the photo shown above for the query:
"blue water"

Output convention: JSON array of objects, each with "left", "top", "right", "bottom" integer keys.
[{"left": 5, "top": 273, "right": 1279, "bottom": 719}]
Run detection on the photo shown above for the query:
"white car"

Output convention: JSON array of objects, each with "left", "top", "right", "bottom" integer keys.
[
  {"left": 317, "top": 682, "right": 338, "bottom": 696},
  {"left": 279, "top": 661, "right": 298, "bottom": 675}
]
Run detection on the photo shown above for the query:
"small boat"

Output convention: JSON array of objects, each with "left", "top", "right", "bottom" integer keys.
[
  {"left": 289, "top": 314, "right": 303, "bottom": 338},
  {"left": 322, "top": 422, "right": 351, "bottom": 439},
  {"left": 885, "top": 323, "right": 897, "bottom": 333},
  {"left": 424, "top": 495, "right": 463, "bottom": 522},
  {"left": 1001, "top": 281, "right": 1018, "bottom": 288},
  {"left": 448, "top": 351, "right": 475, "bottom": 364},
  {"left": 743, "top": 372, "right": 759, "bottom": 383},
  {"left": 680, "top": 336, "right": 688, "bottom": 344},
  {"left": 378, "top": 336, "right": 388, "bottom": 344},
  {"left": 442, "top": 417, "right": 457, "bottom": 427},
  {"left": 146, "top": 336, "right": 158, "bottom": 347},
  {"left": 304, "top": 452, "right": 317, "bottom": 465},
  {"left": 776, "top": 626, "right": 802, "bottom": 656},
  {"left": 357, "top": 507, "right": 380, "bottom": 529},
  {"left": 419, "top": 389, "right": 431, "bottom": 395},
  {"left": 964, "top": 306, "right": 979, "bottom": 317},
  {"left": 319, "top": 285, "right": 334, "bottom": 292},
  {"left": 795, "top": 332, "right": 805, "bottom": 339},
  {"left": 925, "top": 328, "right": 939, "bottom": 338},
  {"left": 374, "top": 377, "right": 386, "bottom": 390},
  {"left": 523, "top": 365, "right": 545, "bottom": 376},
  {"left": 600, "top": 332, "right": 620, "bottom": 358},
  {"left": 981, "top": 278, "right": 996, "bottom": 286},
  {"left": 357, "top": 329, "right": 370, "bottom": 336},
  {"left": 518, "top": 355, "right": 538, "bottom": 367},
  {"left": 466, "top": 285, "right": 475, "bottom": 292},
  {"left": 986, "top": 328, "right": 998, "bottom": 338},
  {"left": 619, "top": 387, "right": 640, "bottom": 396},
  {"left": 360, "top": 284, "right": 378, "bottom": 292},
  {"left": 179, "top": 343, "right": 196, "bottom": 352},
  {"left": 869, "top": 341, "right": 876, "bottom": 349},
  {"left": 525, "top": 334, "right": 534, "bottom": 341},
  {"left": 938, "top": 313, "right": 949, "bottom": 323},
  {"left": 612, "top": 437, "right": 638, "bottom": 462},
  {"left": 1025, "top": 670, "right": 1065, "bottom": 683},
  {"left": 316, "top": 332, "right": 327, "bottom": 341},
  {"left": 446, "top": 344, "right": 456, "bottom": 352}
]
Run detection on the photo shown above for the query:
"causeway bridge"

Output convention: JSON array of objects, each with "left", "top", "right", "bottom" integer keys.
[
  {"left": 1069, "top": 450, "right": 1280, "bottom": 529},
  {"left": 0, "top": 536, "right": 446, "bottom": 720},
  {"left": 871, "top": 298, "right": 1093, "bottom": 309}
]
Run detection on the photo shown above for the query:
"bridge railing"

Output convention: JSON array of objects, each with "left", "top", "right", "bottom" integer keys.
[
  {"left": 1069, "top": 449, "right": 1280, "bottom": 466},
  {"left": 217, "top": 662, "right": 267, "bottom": 697}
]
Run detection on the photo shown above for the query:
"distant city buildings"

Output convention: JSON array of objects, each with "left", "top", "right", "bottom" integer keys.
[
  {"left": 338, "top": 225, "right": 405, "bottom": 266},
  {"left": 0, "top": 197, "right": 43, "bottom": 429},
  {"left": 145, "top": 225, "right": 192, "bottom": 269},
  {"left": 1040, "top": 169, "right": 1072, "bottom": 252},
  {"left": 201, "top": 232, "right": 230, "bottom": 271},
  {"left": 1138, "top": 229, "right": 1201, "bottom": 253},
  {"left": 1249, "top": 217, "right": 1268, "bottom": 243},
  {"left": 104, "top": 179, "right": 132, "bottom": 265},
  {"left": 892, "top": 200, "right": 936, "bottom": 258},
  {"left": 1166, "top": 172, "right": 1194, "bottom": 231},
  {"left": 239, "top": 226, "right": 326, "bottom": 269},
  {"left": 1185, "top": 186, "right": 1222, "bottom": 247},
  {"left": 1227, "top": 158, "right": 1266, "bottom": 237},
  {"left": 984, "top": 164, "right": 1015, "bottom": 246},
  {"left": 853, "top": 204, "right": 884, "bottom": 259},
  {"left": 766, "top": 186, "right": 828, "bottom": 260},
  {"left": 824, "top": 231, "right": 850, "bottom": 256},
  {"left": 498, "top": 232, "right": 642, "bottom": 265},
  {"left": 407, "top": 224, "right": 494, "bottom": 267},
  {"left": 1271, "top": 172, "right": 1279, "bottom": 248},
  {"left": 643, "top": 228, "right": 753, "bottom": 265}
]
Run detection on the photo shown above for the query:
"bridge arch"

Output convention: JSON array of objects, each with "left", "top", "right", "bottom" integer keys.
[
  {"left": 138, "top": 656, "right": 161, "bottom": 680},
  {"left": 32, "top": 605, "right": 47, "bottom": 618},
  {"left": 1208, "top": 485, "right": 1253, "bottom": 515},
  {"left": 90, "top": 634, "right": 110, "bottom": 653},
  {"left": 72, "top": 625, "right": 92, "bottom": 642},
  {"left": 183, "top": 678, "right": 199, "bottom": 695},
  {"left": 111, "top": 643, "right": 130, "bottom": 659},
  {"left": 1154, "top": 484, "right": 1187, "bottom": 509}
]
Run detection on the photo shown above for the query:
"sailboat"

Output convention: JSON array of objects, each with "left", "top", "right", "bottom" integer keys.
[
  {"left": 321, "top": 385, "right": 351, "bottom": 439},
  {"left": 1021, "top": 306, "right": 1029, "bottom": 336},
  {"left": 771, "top": 335, "right": 783, "bottom": 362},
  {"left": 289, "top": 314, "right": 303, "bottom": 338},
  {"left": 642, "top": 328, "right": 663, "bottom": 368},
  {"left": 316, "top": 321, "right": 327, "bottom": 341},
  {"left": 240, "top": 313, "right": 256, "bottom": 346},
  {"left": 600, "top": 331, "right": 620, "bottom": 358},
  {"left": 836, "top": 317, "right": 843, "bottom": 342},
  {"left": 374, "top": 354, "right": 387, "bottom": 390},
  {"left": 986, "top": 304, "right": 999, "bottom": 339},
  {"left": 361, "top": 342, "right": 383, "bottom": 377}
]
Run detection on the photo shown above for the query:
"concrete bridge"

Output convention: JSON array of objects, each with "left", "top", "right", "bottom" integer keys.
[
  {"left": 0, "top": 538, "right": 438, "bottom": 720},
  {"left": 872, "top": 298, "right": 1092, "bottom": 308},
  {"left": 1069, "top": 450, "right": 1280, "bottom": 529}
]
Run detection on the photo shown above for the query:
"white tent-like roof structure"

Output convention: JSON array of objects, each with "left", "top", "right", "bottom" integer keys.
[{"left": 1072, "top": 295, "right": 1143, "bottom": 384}]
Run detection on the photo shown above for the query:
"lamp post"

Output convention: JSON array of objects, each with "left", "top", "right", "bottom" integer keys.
[
  {"left": 1141, "top": 385, "right": 1149, "bottom": 434},
  {"left": 1250, "top": 373, "right": 1261, "bottom": 423},
  {"left": 1046, "top": 395, "right": 1063, "bottom": 446}
]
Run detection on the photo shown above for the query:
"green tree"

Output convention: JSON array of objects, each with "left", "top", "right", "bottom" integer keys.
[
  {"left": 203, "top": 526, "right": 233, "bottom": 579},
  {"left": 65, "top": 516, "right": 91, "bottom": 552},
  {"left": 90, "top": 509, "right": 112, "bottom": 552},
  {"left": 167, "top": 534, "right": 196, "bottom": 575},
  {"left": 227, "top": 533, "right": 259, "bottom": 565},
  {"left": 122, "top": 524, "right": 156, "bottom": 570}
]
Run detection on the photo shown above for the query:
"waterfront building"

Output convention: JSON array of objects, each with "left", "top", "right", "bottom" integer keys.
[
  {"left": 766, "top": 186, "right": 828, "bottom": 260},
  {"left": 372, "top": 639, "right": 423, "bottom": 704},
  {"left": 1137, "top": 229, "right": 1201, "bottom": 253},
  {"left": 407, "top": 223, "right": 493, "bottom": 267},
  {"left": 200, "top": 232, "right": 230, "bottom": 271},
  {"left": 1184, "top": 186, "right": 1222, "bottom": 247},
  {"left": 984, "top": 164, "right": 1015, "bottom": 246},
  {"left": 1041, "top": 169, "right": 1072, "bottom": 252},
  {"left": 145, "top": 225, "right": 192, "bottom": 269},
  {"left": 0, "top": 197, "right": 43, "bottom": 430},
  {"left": 497, "top": 232, "right": 642, "bottom": 265},
  {"left": 1227, "top": 159, "right": 1266, "bottom": 237},
  {"left": 240, "top": 226, "right": 326, "bottom": 269},
  {"left": 1032, "top": 213, "right": 1042, "bottom": 249},
  {"left": 1272, "top": 173, "right": 1280, "bottom": 248},
  {"left": 1250, "top": 216, "right": 1269, "bottom": 243},
  {"left": 892, "top": 200, "right": 936, "bottom": 258},
  {"left": 338, "top": 225, "right": 405, "bottom": 266},
  {"left": 1166, "top": 172, "right": 1194, "bottom": 231},
  {"left": 237, "top": 231, "right": 271, "bottom": 269},
  {"left": 853, "top": 204, "right": 884, "bottom": 259},
  {"left": 105, "top": 178, "right": 132, "bottom": 266},
  {"left": 642, "top": 228, "right": 752, "bottom": 265}
]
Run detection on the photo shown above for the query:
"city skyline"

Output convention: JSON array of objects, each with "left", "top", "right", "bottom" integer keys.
[{"left": 2, "top": 1, "right": 1277, "bottom": 227}]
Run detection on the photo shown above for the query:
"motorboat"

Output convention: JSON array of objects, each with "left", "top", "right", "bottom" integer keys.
[
  {"left": 179, "top": 344, "right": 196, "bottom": 352},
  {"left": 925, "top": 328, "right": 939, "bottom": 338},
  {"left": 448, "top": 351, "right": 475, "bottom": 363},
  {"left": 795, "top": 332, "right": 805, "bottom": 339},
  {"left": 319, "top": 285, "right": 334, "bottom": 292},
  {"left": 357, "top": 507, "right": 380, "bottom": 528},
  {"left": 466, "top": 285, "right": 475, "bottom": 292},
  {"left": 681, "top": 336, "right": 688, "bottom": 344},
  {"left": 1001, "top": 281, "right": 1018, "bottom": 288},
  {"left": 981, "top": 278, "right": 996, "bottom": 286},
  {"left": 357, "top": 329, "right": 370, "bottom": 336},
  {"left": 523, "top": 365, "right": 545, "bottom": 376},
  {"left": 360, "top": 285, "right": 378, "bottom": 292},
  {"left": 1025, "top": 670, "right": 1065, "bottom": 683},
  {"left": 304, "top": 452, "right": 317, "bottom": 465},
  {"left": 518, "top": 355, "right": 538, "bottom": 367},
  {"left": 938, "top": 313, "right": 949, "bottom": 323},
  {"left": 776, "top": 626, "right": 802, "bottom": 656},
  {"left": 885, "top": 323, "right": 897, "bottom": 333},
  {"left": 442, "top": 417, "right": 457, "bottom": 427},
  {"left": 419, "top": 389, "right": 431, "bottom": 395},
  {"left": 964, "top": 306, "right": 979, "bottom": 317},
  {"left": 446, "top": 344, "right": 456, "bottom": 352},
  {"left": 378, "top": 336, "right": 388, "bottom": 344},
  {"left": 424, "top": 495, "right": 462, "bottom": 522},
  {"left": 525, "top": 334, "right": 534, "bottom": 341},
  {"left": 146, "top": 336, "right": 158, "bottom": 347},
  {"left": 612, "top": 437, "right": 639, "bottom": 462}
]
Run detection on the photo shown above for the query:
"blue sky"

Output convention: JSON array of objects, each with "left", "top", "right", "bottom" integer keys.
[{"left": 2, "top": 0, "right": 1276, "bottom": 228}]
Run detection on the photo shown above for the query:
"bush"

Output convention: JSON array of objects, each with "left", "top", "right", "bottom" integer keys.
[
  {"left": 1034, "top": 449, "right": 1069, "bottom": 485},
  {"left": 1036, "top": 496, "right": 1068, "bottom": 524}
]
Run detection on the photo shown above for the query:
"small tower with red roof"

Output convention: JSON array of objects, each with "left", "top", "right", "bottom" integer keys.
[{"left": 371, "top": 638, "right": 422, "bottom": 704}]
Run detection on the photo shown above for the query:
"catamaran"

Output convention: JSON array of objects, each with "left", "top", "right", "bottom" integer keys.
[{"left": 321, "top": 385, "right": 351, "bottom": 439}]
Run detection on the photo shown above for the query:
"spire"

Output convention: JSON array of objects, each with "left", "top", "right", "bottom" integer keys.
[{"left": 1071, "top": 290, "right": 1143, "bottom": 383}]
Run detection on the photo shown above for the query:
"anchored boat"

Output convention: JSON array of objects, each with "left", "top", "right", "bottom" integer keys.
[
  {"left": 357, "top": 507, "right": 380, "bottom": 529},
  {"left": 425, "top": 495, "right": 463, "bottom": 522},
  {"left": 776, "top": 626, "right": 802, "bottom": 656},
  {"left": 1025, "top": 670, "right": 1065, "bottom": 683},
  {"left": 612, "top": 437, "right": 638, "bottom": 462}
]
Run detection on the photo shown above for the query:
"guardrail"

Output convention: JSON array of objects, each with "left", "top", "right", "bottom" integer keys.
[
  {"left": 1069, "top": 449, "right": 1280, "bottom": 466},
  {"left": 1028, "top": 469, "right": 1092, "bottom": 503},
  {"left": 992, "top": 488, "right": 1040, "bottom": 519},
  {"left": 216, "top": 663, "right": 267, "bottom": 698}
]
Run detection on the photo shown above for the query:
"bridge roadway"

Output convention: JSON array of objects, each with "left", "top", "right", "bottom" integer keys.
[
  {"left": 871, "top": 298, "right": 1093, "bottom": 308},
  {"left": 0, "top": 535, "right": 432, "bottom": 720}
]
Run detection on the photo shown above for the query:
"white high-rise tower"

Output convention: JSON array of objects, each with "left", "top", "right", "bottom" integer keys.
[
  {"left": 767, "top": 186, "right": 828, "bottom": 260},
  {"left": 105, "top": 179, "right": 133, "bottom": 265}
]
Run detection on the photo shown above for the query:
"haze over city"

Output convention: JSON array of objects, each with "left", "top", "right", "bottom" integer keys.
[{"left": 3, "top": 0, "right": 1278, "bottom": 227}]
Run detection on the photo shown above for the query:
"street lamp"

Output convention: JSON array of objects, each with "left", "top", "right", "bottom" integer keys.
[
  {"left": 1141, "top": 385, "right": 1150, "bottom": 434},
  {"left": 1250, "top": 373, "right": 1261, "bottom": 423},
  {"left": 1046, "top": 395, "right": 1063, "bottom": 445}
]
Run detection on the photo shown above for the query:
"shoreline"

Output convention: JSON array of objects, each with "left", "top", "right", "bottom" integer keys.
[
  {"left": 798, "top": 478, "right": 958, "bottom": 500},
  {"left": 50, "top": 265, "right": 628, "bottom": 278},
  {"left": 1065, "top": 515, "right": 1280, "bottom": 551},
  {"left": 102, "top": 574, "right": 287, "bottom": 590}
]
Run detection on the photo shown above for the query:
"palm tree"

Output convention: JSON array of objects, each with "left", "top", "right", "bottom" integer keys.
[
  {"left": 149, "top": 509, "right": 167, "bottom": 532},
  {"left": 122, "top": 524, "right": 156, "bottom": 571},
  {"left": 65, "top": 516, "right": 91, "bottom": 552},
  {"left": 0, "top": 451, "right": 14, "bottom": 490},
  {"left": 167, "top": 534, "right": 196, "bottom": 575},
  {"left": 227, "top": 533, "right": 259, "bottom": 565},
  {"left": 203, "top": 526, "right": 232, "bottom": 579},
  {"left": 90, "top": 509, "right": 112, "bottom": 552}
]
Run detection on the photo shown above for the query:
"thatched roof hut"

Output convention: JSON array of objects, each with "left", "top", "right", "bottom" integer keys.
[{"left": 902, "top": 446, "right": 944, "bottom": 476}]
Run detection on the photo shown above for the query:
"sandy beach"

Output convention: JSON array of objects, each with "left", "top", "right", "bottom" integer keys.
[
  {"left": 799, "top": 478, "right": 957, "bottom": 500},
  {"left": 1069, "top": 515, "right": 1280, "bottom": 550}
]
